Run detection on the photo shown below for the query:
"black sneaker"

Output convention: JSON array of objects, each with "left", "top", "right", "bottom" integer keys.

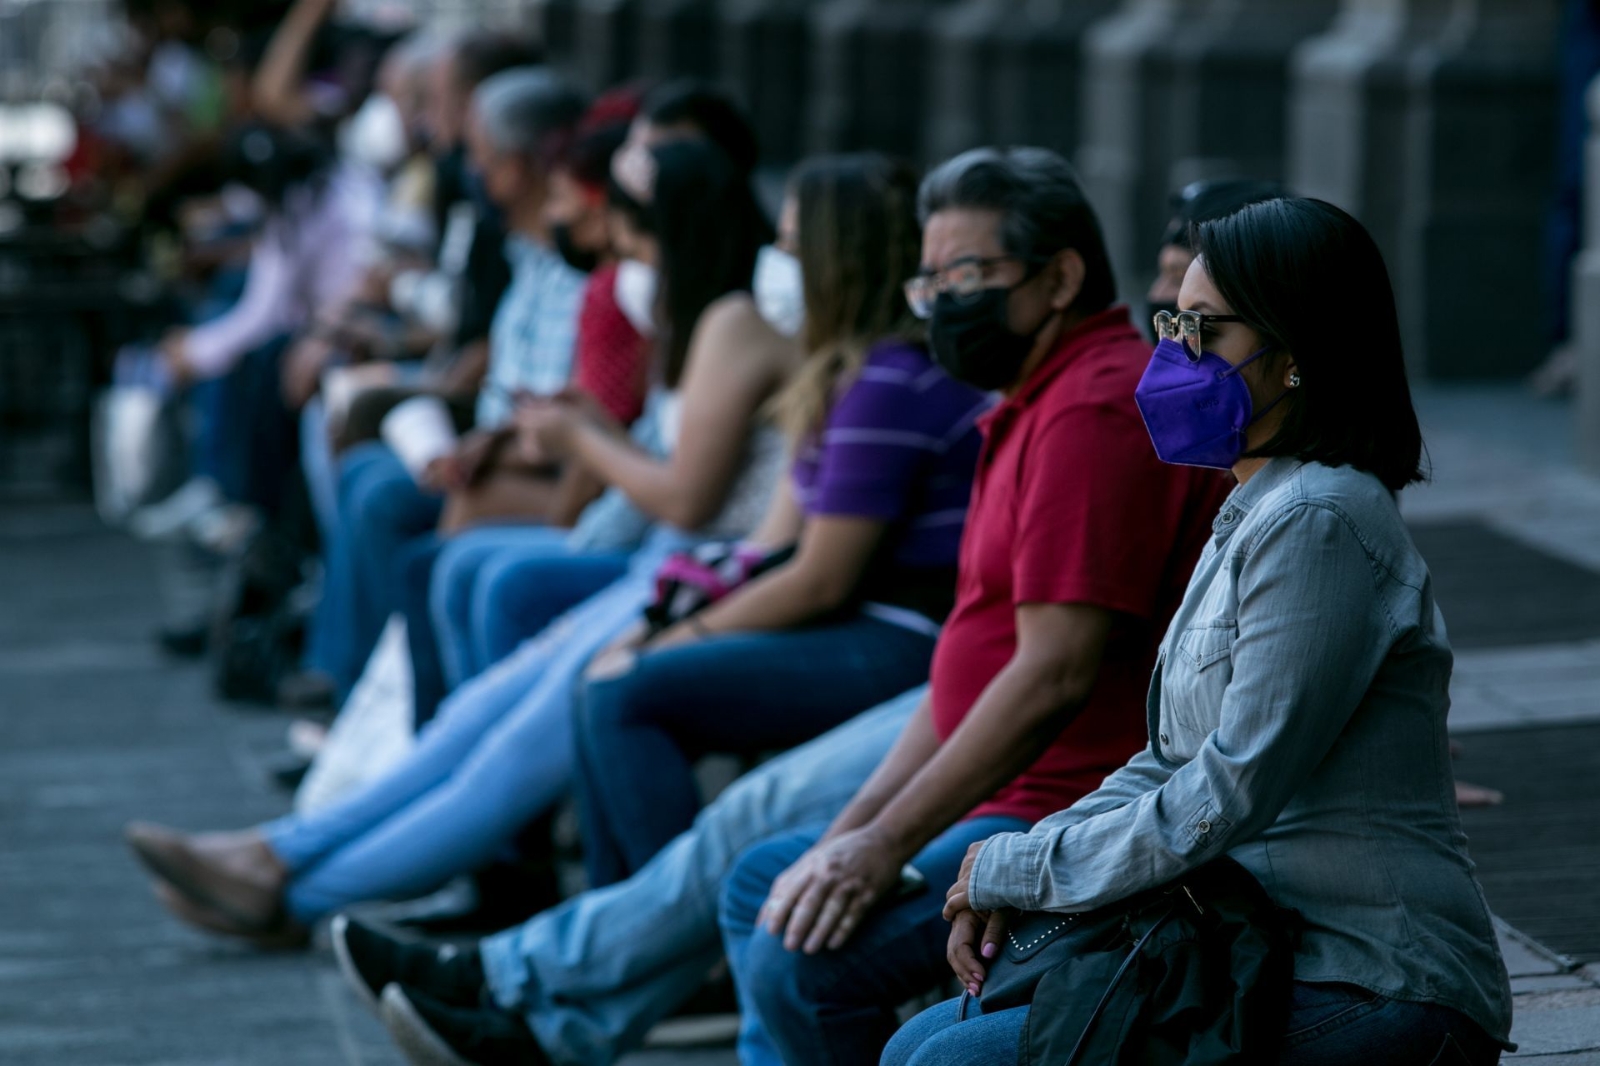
[
  {"left": 331, "top": 914, "right": 485, "bottom": 1016},
  {"left": 381, "top": 983, "right": 549, "bottom": 1066}
]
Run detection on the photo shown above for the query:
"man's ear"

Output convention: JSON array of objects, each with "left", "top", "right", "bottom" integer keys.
[{"left": 1049, "top": 249, "right": 1085, "bottom": 312}]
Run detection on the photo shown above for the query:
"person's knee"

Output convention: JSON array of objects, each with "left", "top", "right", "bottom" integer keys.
[
  {"left": 736, "top": 923, "right": 858, "bottom": 1040},
  {"left": 362, "top": 474, "right": 428, "bottom": 529},
  {"left": 888, "top": 1019, "right": 970, "bottom": 1066},
  {"left": 742, "top": 927, "right": 801, "bottom": 1009},
  {"left": 575, "top": 660, "right": 648, "bottom": 755},
  {"left": 473, "top": 554, "right": 530, "bottom": 634},
  {"left": 718, "top": 837, "right": 799, "bottom": 937}
]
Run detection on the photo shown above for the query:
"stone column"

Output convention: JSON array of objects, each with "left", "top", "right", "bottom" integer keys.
[
  {"left": 1163, "top": 0, "right": 1340, "bottom": 188},
  {"left": 719, "top": 0, "right": 817, "bottom": 165},
  {"left": 571, "top": 0, "right": 642, "bottom": 93},
  {"left": 532, "top": 0, "right": 584, "bottom": 66},
  {"left": 635, "top": 0, "right": 723, "bottom": 81},
  {"left": 806, "top": 0, "right": 959, "bottom": 161},
  {"left": 1076, "top": 0, "right": 1211, "bottom": 297},
  {"left": 1397, "top": 0, "right": 1560, "bottom": 379},
  {"left": 1288, "top": 0, "right": 1456, "bottom": 277},
  {"left": 1575, "top": 75, "right": 1600, "bottom": 471},
  {"left": 923, "top": 0, "right": 1118, "bottom": 164}
]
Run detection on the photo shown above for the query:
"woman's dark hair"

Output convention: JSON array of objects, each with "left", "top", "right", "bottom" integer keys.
[
  {"left": 1197, "top": 197, "right": 1426, "bottom": 492},
  {"left": 771, "top": 153, "right": 923, "bottom": 437},
  {"left": 642, "top": 80, "right": 760, "bottom": 177},
  {"left": 1161, "top": 178, "right": 1286, "bottom": 251},
  {"left": 559, "top": 83, "right": 647, "bottom": 191},
  {"left": 221, "top": 123, "right": 334, "bottom": 213},
  {"left": 649, "top": 139, "right": 772, "bottom": 387},
  {"left": 560, "top": 122, "right": 630, "bottom": 191}
]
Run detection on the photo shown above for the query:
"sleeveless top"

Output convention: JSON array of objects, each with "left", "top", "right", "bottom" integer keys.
[{"left": 566, "top": 388, "right": 785, "bottom": 551}]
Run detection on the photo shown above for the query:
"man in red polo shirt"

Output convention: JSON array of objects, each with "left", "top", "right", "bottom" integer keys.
[{"left": 717, "top": 146, "right": 1232, "bottom": 1066}]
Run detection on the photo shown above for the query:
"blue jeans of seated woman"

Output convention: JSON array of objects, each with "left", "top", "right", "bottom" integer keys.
[
  {"left": 261, "top": 529, "right": 692, "bottom": 922},
  {"left": 430, "top": 525, "right": 627, "bottom": 688},
  {"left": 575, "top": 616, "right": 937, "bottom": 887},
  {"left": 720, "top": 816, "right": 1029, "bottom": 1066},
  {"left": 305, "top": 442, "right": 443, "bottom": 694},
  {"left": 882, "top": 982, "right": 1504, "bottom": 1066},
  {"left": 403, "top": 528, "right": 622, "bottom": 729}
]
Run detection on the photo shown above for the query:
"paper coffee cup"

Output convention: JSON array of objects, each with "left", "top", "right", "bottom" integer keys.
[{"left": 381, "top": 395, "right": 459, "bottom": 480}]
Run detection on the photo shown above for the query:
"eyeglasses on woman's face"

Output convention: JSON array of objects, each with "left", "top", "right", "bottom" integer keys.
[
  {"left": 903, "top": 255, "right": 1034, "bottom": 320},
  {"left": 1152, "top": 309, "right": 1247, "bottom": 362}
]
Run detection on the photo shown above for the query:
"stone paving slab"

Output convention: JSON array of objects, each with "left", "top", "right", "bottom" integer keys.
[
  {"left": 1449, "top": 640, "right": 1600, "bottom": 732},
  {"left": 0, "top": 506, "right": 732, "bottom": 1066}
]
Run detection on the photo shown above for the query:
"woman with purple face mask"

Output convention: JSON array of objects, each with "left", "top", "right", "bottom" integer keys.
[{"left": 891, "top": 198, "right": 1513, "bottom": 1066}]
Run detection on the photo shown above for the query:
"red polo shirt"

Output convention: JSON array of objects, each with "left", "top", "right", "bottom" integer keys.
[{"left": 927, "top": 305, "right": 1231, "bottom": 824}]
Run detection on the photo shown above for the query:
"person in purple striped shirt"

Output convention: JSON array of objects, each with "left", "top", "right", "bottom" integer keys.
[{"left": 571, "top": 153, "right": 992, "bottom": 888}]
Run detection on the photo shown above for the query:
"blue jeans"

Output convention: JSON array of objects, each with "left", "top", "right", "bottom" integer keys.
[
  {"left": 430, "top": 525, "right": 628, "bottom": 688},
  {"left": 304, "top": 442, "right": 442, "bottom": 692},
  {"left": 884, "top": 983, "right": 1503, "bottom": 1066},
  {"left": 299, "top": 398, "right": 340, "bottom": 550},
  {"left": 575, "top": 616, "right": 936, "bottom": 887},
  {"left": 396, "top": 534, "right": 447, "bottom": 728},
  {"left": 720, "top": 816, "right": 1029, "bottom": 1066},
  {"left": 261, "top": 531, "right": 689, "bottom": 922},
  {"left": 479, "top": 687, "right": 924, "bottom": 1066},
  {"left": 880, "top": 999, "right": 1027, "bottom": 1066}
]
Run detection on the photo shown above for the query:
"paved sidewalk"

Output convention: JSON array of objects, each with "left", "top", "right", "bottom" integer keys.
[
  {"left": 1410, "top": 386, "right": 1600, "bottom": 1061},
  {"left": 0, "top": 504, "right": 734, "bottom": 1066}
]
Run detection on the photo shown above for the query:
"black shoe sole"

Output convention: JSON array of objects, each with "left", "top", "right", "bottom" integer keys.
[{"left": 381, "top": 985, "right": 473, "bottom": 1066}]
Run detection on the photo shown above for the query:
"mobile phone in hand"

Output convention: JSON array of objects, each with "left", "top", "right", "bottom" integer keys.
[{"left": 894, "top": 864, "right": 927, "bottom": 901}]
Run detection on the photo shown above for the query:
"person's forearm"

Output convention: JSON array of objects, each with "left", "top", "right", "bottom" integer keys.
[
  {"left": 252, "top": 0, "right": 331, "bottom": 126},
  {"left": 868, "top": 654, "right": 1093, "bottom": 861},
  {"left": 689, "top": 563, "right": 844, "bottom": 636},
  {"left": 439, "top": 340, "right": 489, "bottom": 396},
  {"left": 568, "top": 421, "right": 710, "bottom": 529},
  {"left": 822, "top": 700, "right": 940, "bottom": 841}
]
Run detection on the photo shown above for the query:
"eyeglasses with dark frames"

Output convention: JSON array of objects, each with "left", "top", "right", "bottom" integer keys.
[
  {"left": 903, "top": 255, "right": 1043, "bottom": 320},
  {"left": 1152, "top": 309, "right": 1247, "bottom": 362}
]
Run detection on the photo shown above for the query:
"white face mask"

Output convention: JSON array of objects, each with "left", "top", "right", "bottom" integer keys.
[
  {"left": 753, "top": 244, "right": 805, "bottom": 339},
  {"left": 339, "top": 93, "right": 409, "bottom": 173},
  {"left": 614, "top": 258, "right": 659, "bottom": 337}
]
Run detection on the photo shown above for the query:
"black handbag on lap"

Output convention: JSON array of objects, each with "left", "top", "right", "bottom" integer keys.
[{"left": 973, "top": 857, "right": 1298, "bottom": 1066}]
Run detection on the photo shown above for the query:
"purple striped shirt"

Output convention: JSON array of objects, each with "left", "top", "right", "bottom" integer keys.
[{"left": 791, "top": 340, "right": 990, "bottom": 573}]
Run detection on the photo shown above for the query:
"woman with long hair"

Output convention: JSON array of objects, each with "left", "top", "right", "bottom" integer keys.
[
  {"left": 572, "top": 153, "right": 992, "bottom": 888},
  {"left": 889, "top": 198, "right": 1512, "bottom": 1065}
]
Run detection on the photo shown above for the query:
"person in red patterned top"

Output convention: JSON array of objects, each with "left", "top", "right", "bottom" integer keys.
[{"left": 546, "top": 87, "right": 652, "bottom": 429}]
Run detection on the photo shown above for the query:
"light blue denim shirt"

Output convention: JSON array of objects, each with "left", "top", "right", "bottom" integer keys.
[{"left": 968, "top": 458, "right": 1513, "bottom": 1044}]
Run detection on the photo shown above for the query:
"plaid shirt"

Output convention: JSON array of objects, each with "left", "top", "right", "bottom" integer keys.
[{"left": 479, "top": 235, "right": 587, "bottom": 427}]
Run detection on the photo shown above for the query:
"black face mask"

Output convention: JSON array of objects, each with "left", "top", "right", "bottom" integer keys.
[
  {"left": 929, "top": 283, "right": 1057, "bottom": 392},
  {"left": 552, "top": 223, "right": 599, "bottom": 273}
]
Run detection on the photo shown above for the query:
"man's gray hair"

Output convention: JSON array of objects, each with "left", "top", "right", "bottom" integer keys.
[
  {"left": 918, "top": 146, "right": 1118, "bottom": 311},
  {"left": 472, "top": 67, "right": 587, "bottom": 158}
]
